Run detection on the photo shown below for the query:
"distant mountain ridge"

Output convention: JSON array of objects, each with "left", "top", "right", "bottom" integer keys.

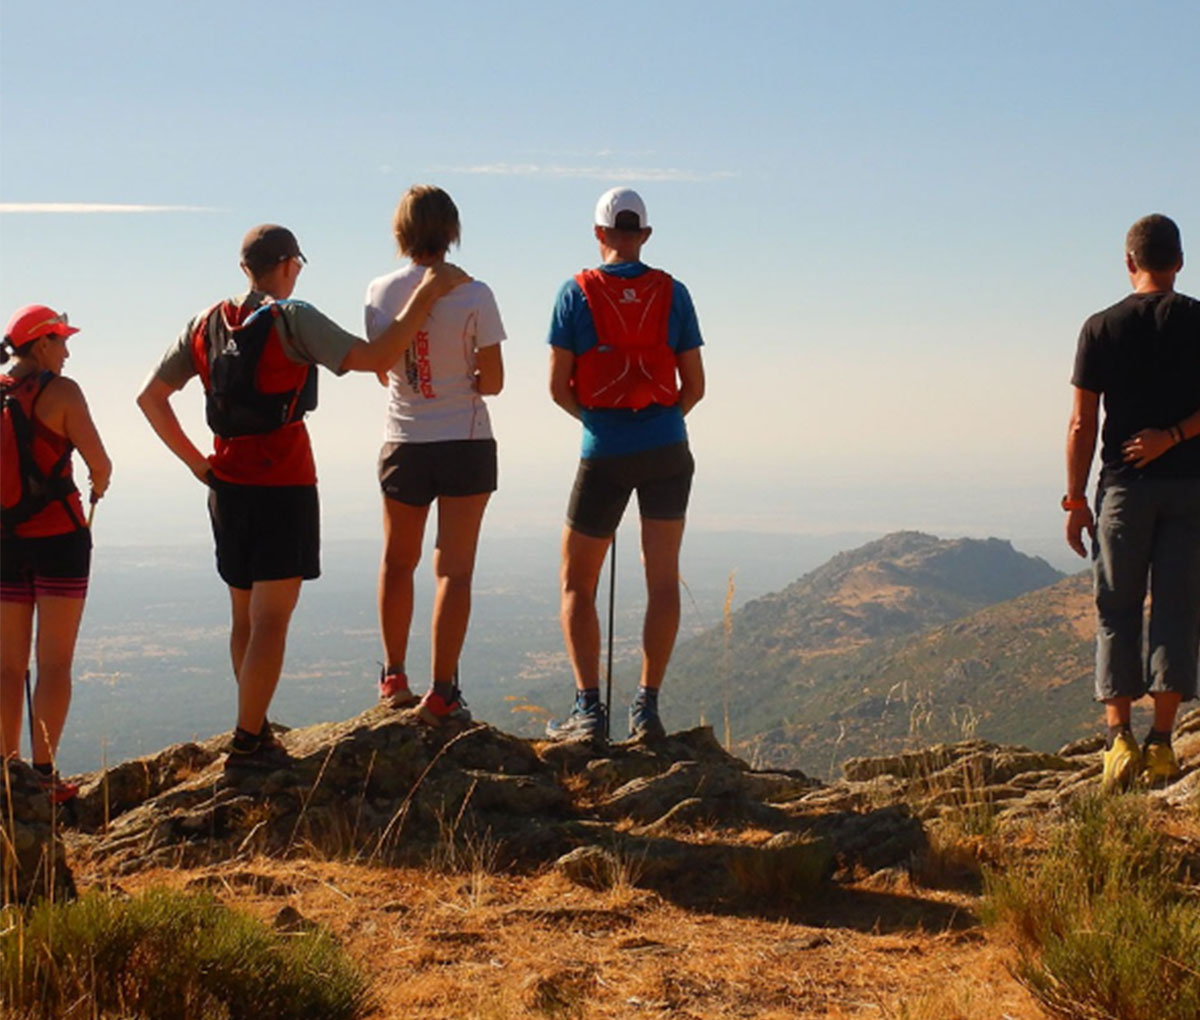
[{"left": 665, "top": 531, "right": 1075, "bottom": 774}]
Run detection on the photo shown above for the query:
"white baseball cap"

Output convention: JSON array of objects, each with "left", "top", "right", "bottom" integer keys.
[{"left": 594, "top": 187, "right": 649, "bottom": 229}]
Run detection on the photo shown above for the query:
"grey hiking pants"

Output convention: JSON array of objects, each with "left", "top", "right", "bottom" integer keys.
[{"left": 1093, "top": 477, "right": 1200, "bottom": 702}]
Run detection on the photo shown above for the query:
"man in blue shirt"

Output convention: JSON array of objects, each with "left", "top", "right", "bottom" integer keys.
[{"left": 545, "top": 188, "right": 706, "bottom": 744}]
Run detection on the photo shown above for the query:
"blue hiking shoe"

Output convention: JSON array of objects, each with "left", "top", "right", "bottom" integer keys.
[
  {"left": 629, "top": 698, "right": 666, "bottom": 742},
  {"left": 546, "top": 698, "right": 607, "bottom": 744}
]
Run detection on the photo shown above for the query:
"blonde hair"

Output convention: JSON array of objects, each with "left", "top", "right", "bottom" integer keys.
[{"left": 392, "top": 186, "right": 460, "bottom": 260}]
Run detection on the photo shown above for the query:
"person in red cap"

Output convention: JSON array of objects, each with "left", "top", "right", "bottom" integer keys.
[
  {"left": 1, "top": 304, "right": 112, "bottom": 801},
  {"left": 137, "top": 224, "right": 467, "bottom": 773}
]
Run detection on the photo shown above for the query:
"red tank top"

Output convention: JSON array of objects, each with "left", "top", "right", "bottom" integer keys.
[{"left": 571, "top": 268, "right": 678, "bottom": 411}]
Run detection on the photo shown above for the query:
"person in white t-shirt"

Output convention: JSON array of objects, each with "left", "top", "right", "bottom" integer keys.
[{"left": 364, "top": 186, "right": 505, "bottom": 726}]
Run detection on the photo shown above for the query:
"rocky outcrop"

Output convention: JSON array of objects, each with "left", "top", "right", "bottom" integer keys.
[
  {"left": 1, "top": 761, "right": 77, "bottom": 905},
  {"left": 17, "top": 703, "right": 1196, "bottom": 910}
]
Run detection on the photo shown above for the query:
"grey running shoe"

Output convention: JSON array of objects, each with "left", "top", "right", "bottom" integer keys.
[
  {"left": 545, "top": 700, "right": 607, "bottom": 743},
  {"left": 629, "top": 699, "right": 666, "bottom": 741}
]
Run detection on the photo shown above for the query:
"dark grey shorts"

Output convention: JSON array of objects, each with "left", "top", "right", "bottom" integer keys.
[
  {"left": 1092, "top": 478, "right": 1200, "bottom": 702},
  {"left": 378, "top": 439, "right": 498, "bottom": 507},
  {"left": 566, "top": 441, "right": 694, "bottom": 539}
]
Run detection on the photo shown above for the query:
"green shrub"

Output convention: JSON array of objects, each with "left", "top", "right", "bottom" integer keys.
[
  {"left": 984, "top": 795, "right": 1200, "bottom": 1020},
  {"left": 0, "top": 887, "right": 372, "bottom": 1020}
]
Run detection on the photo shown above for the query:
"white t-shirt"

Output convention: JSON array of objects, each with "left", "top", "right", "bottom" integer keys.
[{"left": 364, "top": 264, "right": 505, "bottom": 443}]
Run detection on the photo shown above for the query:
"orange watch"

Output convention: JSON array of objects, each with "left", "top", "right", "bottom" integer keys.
[{"left": 1061, "top": 495, "right": 1089, "bottom": 511}]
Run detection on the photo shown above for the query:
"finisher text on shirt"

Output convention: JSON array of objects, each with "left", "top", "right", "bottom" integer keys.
[{"left": 411, "top": 330, "right": 436, "bottom": 399}]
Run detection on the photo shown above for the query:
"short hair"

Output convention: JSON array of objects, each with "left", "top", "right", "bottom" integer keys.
[
  {"left": 392, "top": 186, "right": 460, "bottom": 260},
  {"left": 1126, "top": 214, "right": 1182, "bottom": 272}
]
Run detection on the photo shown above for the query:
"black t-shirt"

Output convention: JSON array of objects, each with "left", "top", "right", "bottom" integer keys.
[{"left": 1072, "top": 291, "right": 1200, "bottom": 482}]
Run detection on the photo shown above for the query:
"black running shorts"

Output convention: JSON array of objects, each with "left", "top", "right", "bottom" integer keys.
[
  {"left": 378, "top": 439, "right": 498, "bottom": 507},
  {"left": 0, "top": 528, "right": 92, "bottom": 603},
  {"left": 207, "top": 481, "right": 320, "bottom": 590},
  {"left": 567, "top": 441, "right": 694, "bottom": 539}
]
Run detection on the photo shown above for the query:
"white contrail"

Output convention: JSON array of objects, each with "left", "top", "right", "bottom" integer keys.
[{"left": 0, "top": 203, "right": 213, "bottom": 214}]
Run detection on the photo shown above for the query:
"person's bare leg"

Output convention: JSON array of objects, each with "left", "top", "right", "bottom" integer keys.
[
  {"left": 30, "top": 595, "right": 87, "bottom": 766},
  {"left": 639, "top": 517, "right": 686, "bottom": 690},
  {"left": 0, "top": 600, "right": 34, "bottom": 760},
  {"left": 379, "top": 498, "right": 429, "bottom": 673},
  {"left": 560, "top": 526, "right": 611, "bottom": 690},
  {"left": 230, "top": 587, "right": 251, "bottom": 679},
  {"left": 235, "top": 577, "right": 302, "bottom": 735},
  {"left": 430, "top": 494, "right": 490, "bottom": 684},
  {"left": 1151, "top": 691, "right": 1182, "bottom": 734},
  {"left": 1104, "top": 697, "right": 1133, "bottom": 729}
]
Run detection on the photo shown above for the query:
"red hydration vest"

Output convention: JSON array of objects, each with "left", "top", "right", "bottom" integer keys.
[
  {"left": 571, "top": 268, "right": 678, "bottom": 410},
  {"left": 190, "top": 299, "right": 319, "bottom": 486},
  {"left": 0, "top": 371, "right": 85, "bottom": 538}
]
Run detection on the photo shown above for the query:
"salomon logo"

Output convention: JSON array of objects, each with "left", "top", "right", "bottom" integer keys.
[{"left": 620, "top": 288, "right": 640, "bottom": 304}]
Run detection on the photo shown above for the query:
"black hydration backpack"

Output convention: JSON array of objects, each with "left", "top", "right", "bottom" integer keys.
[
  {"left": 0, "top": 372, "right": 80, "bottom": 536},
  {"left": 195, "top": 301, "right": 317, "bottom": 438}
]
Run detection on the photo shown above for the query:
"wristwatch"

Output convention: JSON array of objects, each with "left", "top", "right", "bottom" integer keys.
[{"left": 1061, "top": 495, "right": 1089, "bottom": 511}]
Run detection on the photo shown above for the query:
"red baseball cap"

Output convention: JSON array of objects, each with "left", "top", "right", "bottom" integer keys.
[{"left": 4, "top": 304, "right": 79, "bottom": 348}]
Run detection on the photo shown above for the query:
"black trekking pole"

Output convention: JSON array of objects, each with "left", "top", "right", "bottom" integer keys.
[
  {"left": 604, "top": 532, "right": 616, "bottom": 741},
  {"left": 23, "top": 669, "right": 35, "bottom": 757}
]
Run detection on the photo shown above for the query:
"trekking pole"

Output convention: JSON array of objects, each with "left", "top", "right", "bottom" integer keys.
[
  {"left": 86, "top": 490, "right": 99, "bottom": 529},
  {"left": 23, "top": 670, "right": 35, "bottom": 758},
  {"left": 604, "top": 532, "right": 616, "bottom": 741}
]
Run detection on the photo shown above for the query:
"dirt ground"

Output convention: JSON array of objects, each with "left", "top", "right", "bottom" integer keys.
[{"left": 75, "top": 852, "right": 1046, "bottom": 1020}]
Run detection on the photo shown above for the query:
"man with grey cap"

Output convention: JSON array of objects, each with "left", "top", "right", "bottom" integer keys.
[
  {"left": 545, "top": 188, "right": 706, "bottom": 745},
  {"left": 138, "top": 224, "right": 467, "bottom": 772}
]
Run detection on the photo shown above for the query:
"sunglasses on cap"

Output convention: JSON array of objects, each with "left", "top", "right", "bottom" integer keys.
[{"left": 33, "top": 311, "right": 70, "bottom": 332}]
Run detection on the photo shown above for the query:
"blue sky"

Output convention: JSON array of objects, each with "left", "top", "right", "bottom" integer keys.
[{"left": 3, "top": 0, "right": 1198, "bottom": 563}]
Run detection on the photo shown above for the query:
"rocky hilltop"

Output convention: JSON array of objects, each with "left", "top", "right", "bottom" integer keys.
[
  {"left": 6, "top": 699, "right": 1196, "bottom": 908},
  {"left": 665, "top": 531, "right": 1069, "bottom": 772}
]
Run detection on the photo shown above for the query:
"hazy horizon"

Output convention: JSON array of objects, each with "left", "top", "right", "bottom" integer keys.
[{"left": 39, "top": 524, "right": 1081, "bottom": 778}]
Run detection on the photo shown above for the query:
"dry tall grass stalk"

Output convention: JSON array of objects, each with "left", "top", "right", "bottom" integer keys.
[{"left": 722, "top": 570, "right": 736, "bottom": 751}]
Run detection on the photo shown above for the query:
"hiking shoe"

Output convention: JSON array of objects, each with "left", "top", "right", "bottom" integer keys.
[
  {"left": 1141, "top": 741, "right": 1181, "bottom": 787},
  {"left": 629, "top": 699, "right": 666, "bottom": 742},
  {"left": 35, "top": 771, "right": 79, "bottom": 805},
  {"left": 379, "top": 667, "right": 419, "bottom": 708},
  {"left": 416, "top": 688, "right": 472, "bottom": 727},
  {"left": 224, "top": 732, "right": 293, "bottom": 774},
  {"left": 258, "top": 718, "right": 280, "bottom": 749},
  {"left": 545, "top": 700, "right": 607, "bottom": 744},
  {"left": 1101, "top": 731, "right": 1141, "bottom": 793}
]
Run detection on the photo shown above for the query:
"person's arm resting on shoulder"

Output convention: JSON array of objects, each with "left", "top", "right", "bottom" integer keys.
[
  {"left": 1065, "top": 386, "right": 1099, "bottom": 558},
  {"left": 340, "top": 263, "right": 469, "bottom": 375}
]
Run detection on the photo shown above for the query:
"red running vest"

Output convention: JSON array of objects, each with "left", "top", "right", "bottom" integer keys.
[{"left": 571, "top": 268, "right": 678, "bottom": 411}]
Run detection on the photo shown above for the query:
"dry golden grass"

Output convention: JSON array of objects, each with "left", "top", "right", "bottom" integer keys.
[{"left": 70, "top": 849, "right": 1047, "bottom": 1019}]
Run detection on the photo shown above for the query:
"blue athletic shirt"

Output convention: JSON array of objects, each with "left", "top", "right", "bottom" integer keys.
[{"left": 548, "top": 261, "right": 704, "bottom": 459}]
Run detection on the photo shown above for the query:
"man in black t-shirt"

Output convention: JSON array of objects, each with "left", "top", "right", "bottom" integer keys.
[{"left": 1065, "top": 213, "right": 1200, "bottom": 792}]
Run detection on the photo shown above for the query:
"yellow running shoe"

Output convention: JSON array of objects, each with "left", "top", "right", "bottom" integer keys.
[
  {"left": 1141, "top": 741, "right": 1181, "bottom": 787},
  {"left": 1101, "top": 731, "right": 1141, "bottom": 794}
]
